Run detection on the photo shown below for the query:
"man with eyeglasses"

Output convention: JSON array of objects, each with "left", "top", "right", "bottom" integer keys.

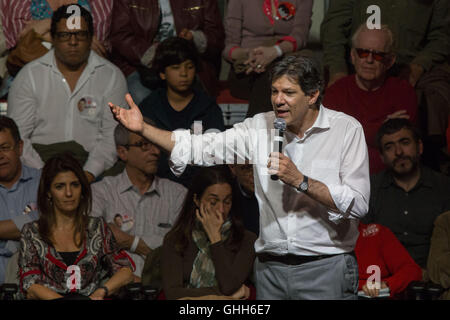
[
  {"left": 90, "top": 119, "right": 187, "bottom": 279},
  {"left": 323, "top": 24, "right": 418, "bottom": 174},
  {"left": 321, "top": 0, "right": 450, "bottom": 174},
  {"left": 7, "top": 4, "right": 127, "bottom": 183},
  {"left": 0, "top": 116, "right": 41, "bottom": 285}
]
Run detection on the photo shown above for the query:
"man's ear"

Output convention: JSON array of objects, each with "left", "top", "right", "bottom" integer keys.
[
  {"left": 350, "top": 48, "right": 357, "bottom": 67},
  {"left": 17, "top": 140, "right": 24, "bottom": 157},
  {"left": 418, "top": 139, "right": 424, "bottom": 156},
  {"left": 159, "top": 72, "right": 166, "bottom": 80},
  {"left": 116, "top": 146, "right": 128, "bottom": 162},
  {"left": 308, "top": 90, "right": 320, "bottom": 106},
  {"left": 386, "top": 53, "right": 396, "bottom": 70}
]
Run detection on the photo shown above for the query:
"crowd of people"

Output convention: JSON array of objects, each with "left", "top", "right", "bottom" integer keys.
[{"left": 0, "top": 0, "right": 449, "bottom": 300}]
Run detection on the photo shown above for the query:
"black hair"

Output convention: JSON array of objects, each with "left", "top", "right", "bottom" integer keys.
[
  {"left": 376, "top": 118, "right": 422, "bottom": 151},
  {"left": 165, "top": 166, "right": 245, "bottom": 254},
  {"left": 50, "top": 4, "right": 94, "bottom": 38},
  {"left": 0, "top": 116, "right": 21, "bottom": 143},
  {"left": 269, "top": 54, "right": 324, "bottom": 108},
  {"left": 153, "top": 37, "right": 200, "bottom": 76}
]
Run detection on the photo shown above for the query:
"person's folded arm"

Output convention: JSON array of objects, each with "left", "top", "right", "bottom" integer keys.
[
  {"left": 380, "top": 225, "right": 423, "bottom": 296},
  {"left": 320, "top": 0, "right": 355, "bottom": 75},
  {"left": 278, "top": 0, "right": 314, "bottom": 52},
  {"left": 427, "top": 212, "right": 450, "bottom": 290},
  {"left": 222, "top": 0, "right": 244, "bottom": 62},
  {"left": 7, "top": 67, "right": 44, "bottom": 169},
  {"left": 84, "top": 69, "right": 127, "bottom": 177},
  {"left": 196, "top": 0, "right": 225, "bottom": 60},
  {"left": 325, "top": 124, "right": 370, "bottom": 222},
  {"left": 18, "top": 224, "right": 61, "bottom": 299},
  {"left": 209, "top": 231, "right": 257, "bottom": 295},
  {"left": 411, "top": 0, "right": 450, "bottom": 71},
  {"left": 161, "top": 238, "right": 221, "bottom": 300},
  {"left": 109, "top": 0, "right": 155, "bottom": 67}
]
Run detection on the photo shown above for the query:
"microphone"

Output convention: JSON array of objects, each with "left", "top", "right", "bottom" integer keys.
[{"left": 271, "top": 118, "right": 287, "bottom": 180}]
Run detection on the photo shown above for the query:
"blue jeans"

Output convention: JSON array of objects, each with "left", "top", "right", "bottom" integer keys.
[
  {"left": 126, "top": 71, "right": 152, "bottom": 107},
  {"left": 255, "top": 253, "right": 359, "bottom": 300}
]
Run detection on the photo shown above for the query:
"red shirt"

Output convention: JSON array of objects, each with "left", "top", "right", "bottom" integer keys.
[
  {"left": 323, "top": 75, "right": 418, "bottom": 174},
  {"left": 355, "top": 223, "right": 422, "bottom": 298}
]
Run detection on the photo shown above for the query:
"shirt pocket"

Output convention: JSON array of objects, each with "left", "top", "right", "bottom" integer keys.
[
  {"left": 76, "top": 96, "right": 101, "bottom": 124},
  {"left": 311, "top": 160, "right": 340, "bottom": 185}
]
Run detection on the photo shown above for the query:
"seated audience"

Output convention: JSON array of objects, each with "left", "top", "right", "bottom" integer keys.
[
  {"left": 139, "top": 37, "right": 225, "bottom": 188},
  {"left": 323, "top": 24, "right": 417, "bottom": 174},
  {"left": 90, "top": 120, "right": 187, "bottom": 278},
  {"left": 0, "top": 116, "right": 41, "bottom": 284},
  {"left": 229, "top": 164, "right": 259, "bottom": 236},
  {"left": 161, "top": 166, "right": 256, "bottom": 300},
  {"left": 223, "top": 0, "right": 313, "bottom": 117},
  {"left": 18, "top": 153, "right": 134, "bottom": 300},
  {"left": 321, "top": 0, "right": 450, "bottom": 172},
  {"left": 355, "top": 222, "right": 422, "bottom": 299},
  {"left": 7, "top": 4, "right": 127, "bottom": 183},
  {"left": 363, "top": 119, "right": 450, "bottom": 270},
  {"left": 427, "top": 211, "right": 450, "bottom": 300},
  {"left": 110, "top": 0, "right": 225, "bottom": 105},
  {"left": 0, "top": 0, "right": 112, "bottom": 57}
]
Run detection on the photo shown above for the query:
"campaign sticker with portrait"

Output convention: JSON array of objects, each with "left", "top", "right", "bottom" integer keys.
[
  {"left": 113, "top": 213, "right": 134, "bottom": 233},
  {"left": 77, "top": 96, "right": 97, "bottom": 117},
  {"left": 277, "top": 2, "right": 296, "bottom": 21}
]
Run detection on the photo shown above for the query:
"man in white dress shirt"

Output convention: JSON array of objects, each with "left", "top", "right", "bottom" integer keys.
[
  {"left": 7, "top": 4, "right": 127, "bottom": 183},
  {"left": 109, "top": 55, "right": 370, "bottom": 299}
]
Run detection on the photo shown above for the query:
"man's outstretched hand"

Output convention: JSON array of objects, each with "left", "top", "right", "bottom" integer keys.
[{"left": 109, "top": 94, "right": 144, "bottom": 134}]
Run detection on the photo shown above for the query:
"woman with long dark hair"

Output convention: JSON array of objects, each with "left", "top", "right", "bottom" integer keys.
[
  {"left": 161, "top": 166, "right": 256, "bottom": 300},
  {"left": 18, "top": 153, "right": 134, "bottom": 300}
]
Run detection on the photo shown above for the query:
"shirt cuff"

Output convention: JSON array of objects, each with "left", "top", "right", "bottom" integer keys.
[
  {"left": 83, "top": 158, "right": 104, "bottom": 178},
  {"left": 327, "top": 183, "right": 355, "bottom": 221},
  {"left": 190, "top": 30, "right": 207, "bottom": 54},
  {"left": 140, "top": 43, "right": 158, "bottom": 67},
  {"left": 277, "top": 36, "right": 297, "bottom": 52},
  {"left": 12, "top": 210, "right": 39, "bottom": 232},
  {"left": 169, "top": 130, "right": 192, "bottom": 177}
]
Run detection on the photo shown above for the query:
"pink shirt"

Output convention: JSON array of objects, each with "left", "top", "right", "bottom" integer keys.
[{"left": 223, "top": 0, "right": 313, "bottom": 60}]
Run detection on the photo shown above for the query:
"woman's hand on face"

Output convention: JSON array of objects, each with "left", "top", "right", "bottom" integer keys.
[{"left": 196, "top": 202, "right": 223, "bottom": 244}]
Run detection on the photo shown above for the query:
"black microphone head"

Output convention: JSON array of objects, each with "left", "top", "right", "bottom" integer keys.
[{"left": 273, "top": 118, "right": 287, "bottom": 132}]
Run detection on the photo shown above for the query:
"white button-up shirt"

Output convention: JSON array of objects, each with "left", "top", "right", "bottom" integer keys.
[
  {"left": 170, "top": 106, "right": 370, "bottom": 255},
  {"left": 7, "top": 49, "right": 127, "bottom": 177}
]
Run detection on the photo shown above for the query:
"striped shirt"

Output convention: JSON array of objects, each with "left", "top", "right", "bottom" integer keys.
[
  {"left": 90, "top": 170, "right": 187, "bottom": 276},
  {"left": 0, "top": 0, "right": 113, "bottom": 49}
]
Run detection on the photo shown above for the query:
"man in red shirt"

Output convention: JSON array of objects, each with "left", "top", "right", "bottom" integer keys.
[{"left": 323, "top": 24, "right": 418, "bottom": 174}]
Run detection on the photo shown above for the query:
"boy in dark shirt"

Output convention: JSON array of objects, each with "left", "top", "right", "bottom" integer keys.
[{"left": 139, "top": 37, "right": 225, "bottom": 187}]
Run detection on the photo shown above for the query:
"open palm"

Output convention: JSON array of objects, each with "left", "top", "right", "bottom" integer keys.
[{"left": 109, "top": 94, "right": 144, "bottom": 134}]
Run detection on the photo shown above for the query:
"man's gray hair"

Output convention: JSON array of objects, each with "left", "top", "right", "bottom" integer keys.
[
  {"left": 114, "top": 117, "right": 156, "bottom": 147},
  {"left": 351, "top": 24, "right": 395, "bottom": 53}
]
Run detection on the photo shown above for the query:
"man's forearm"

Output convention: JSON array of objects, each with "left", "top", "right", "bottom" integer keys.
[
  {"left": 0, "top": 220, "right": 21, "bottom": 240},
  {"left": 305, "top": 178, "right": 339, "bottom": 212},
  {"left": 141, "top": 124, "right": 175, "bottom": 154}
]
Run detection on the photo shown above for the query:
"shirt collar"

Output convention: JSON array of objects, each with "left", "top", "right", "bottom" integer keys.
[
  {"left": 0, "top": 164, "right": 34, "bottom": 190},
  {"left": 381, "top": 165, "right": 433, "bottom": 189},
  {"left": 285, "top": 105, "right": 330, "bottom": 141},
  {"left": 118, "top": 169, "right": 160, "bottom": 196},
  {"left": 39, "top": 49, "right": 106, "bottom": 73}
]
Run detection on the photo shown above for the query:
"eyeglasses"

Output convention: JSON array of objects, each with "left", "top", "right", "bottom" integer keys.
[
  {"left": 355, "top": 48, "right": 389, "bottom": 62},
  {"left": 125, "top": 141, "right": 154, "bottom": 151},
  {"left": 0, "top": 144, "right": 16, "bottom": 153},
  {"left": 55, "top": 31, "right": 90, "bottom": 42}
]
